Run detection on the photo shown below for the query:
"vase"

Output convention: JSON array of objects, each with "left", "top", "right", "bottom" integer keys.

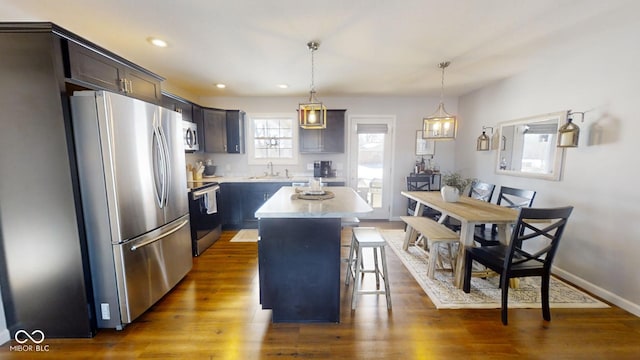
[{"left": 441, "top": 185, "right": 460, "bottom": 202}]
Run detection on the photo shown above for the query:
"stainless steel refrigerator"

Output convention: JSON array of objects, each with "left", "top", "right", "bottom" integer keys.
[{"left": 70, "top": 90, "right": 192, "bottom": 329}]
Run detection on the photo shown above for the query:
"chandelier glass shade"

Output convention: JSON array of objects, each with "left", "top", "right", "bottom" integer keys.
[{"left": 423, "top": 61, "right": 456, "bottom": 140}]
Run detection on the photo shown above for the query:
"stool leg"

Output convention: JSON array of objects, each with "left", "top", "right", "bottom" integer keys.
[
  {"left": 373, "top": 247, "right": 380, "bottom": 290},
  {"left": 351, "top": 246, "right": 364, "bottom": 310},
  {"left": 345, "top": 233, "right": 356, "bottom": 286},
  {"left": 380, "top": 246, "right": 392, "bottom": 309}
]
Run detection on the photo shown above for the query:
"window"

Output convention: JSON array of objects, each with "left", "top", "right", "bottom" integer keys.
[{"left": 248, "top": 115, "right": 298, "bottom": 165}]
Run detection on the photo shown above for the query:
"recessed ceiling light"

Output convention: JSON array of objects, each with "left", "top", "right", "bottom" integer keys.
[
  {"left": 215, "top": 83, "right": 226, "bottom": 89},
  {"left": 147, "top": 37, "right": 168, "bottom": 48},
  {"left": 278, "top": 84, "right": 289, "bottom": 89}
]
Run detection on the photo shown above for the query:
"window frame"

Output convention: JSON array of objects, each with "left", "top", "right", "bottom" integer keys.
[{"left": 246, "top": 113, "right": 299, "bottom": 165}]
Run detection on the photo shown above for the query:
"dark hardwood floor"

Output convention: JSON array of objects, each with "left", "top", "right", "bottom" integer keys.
[{"left": 2, "top": 221, "right": 639, "bottom": 359}]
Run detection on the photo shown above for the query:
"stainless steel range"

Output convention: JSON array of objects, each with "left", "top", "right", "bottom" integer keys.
[{"left": 187, "top": 182, "right": 222, "bottom": 256}]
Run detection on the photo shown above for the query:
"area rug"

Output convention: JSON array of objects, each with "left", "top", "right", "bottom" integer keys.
[
  {"left": 230, "top": 229, "right": 259, "bottom": 242},
  {"left": 381, "top": 229, "right": 608, "bottom": 309}
]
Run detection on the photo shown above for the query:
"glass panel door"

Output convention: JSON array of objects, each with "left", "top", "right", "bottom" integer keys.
[{"left": 349, "top": 116, "right": 394, "bottom": 219}]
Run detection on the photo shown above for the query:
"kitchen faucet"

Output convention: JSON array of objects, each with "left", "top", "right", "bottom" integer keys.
[{"left": 267, "top": 161, "right": 275, "bottom": 176}]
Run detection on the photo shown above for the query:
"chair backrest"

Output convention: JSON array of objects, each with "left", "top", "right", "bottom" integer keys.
[
  {"left": 496, "top": 186, "right": 536, "bottom": 209},
  {"left": 506, "top": 206, "right": 573, "bottom": 271},
  {"left": 406, "top": 176, "right": 431, "bottom": 215},
  {"left": 468, "top": 181, "right": 495, "bottom": 202},
  {"left": 407, "top": 176, "right": 431, "bottom": 192}
]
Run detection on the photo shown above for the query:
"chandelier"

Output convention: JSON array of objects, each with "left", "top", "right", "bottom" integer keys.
[{"left": 423, "top": 61, "right": 456, "bottom": 140}]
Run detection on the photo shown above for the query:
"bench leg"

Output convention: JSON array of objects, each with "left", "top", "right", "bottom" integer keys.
[{"left": 380, "top": 246, "right": 392, "bottom": 309}]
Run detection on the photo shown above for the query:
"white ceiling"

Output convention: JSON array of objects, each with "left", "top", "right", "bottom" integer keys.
[{"left": 0, "top": 0, "right": 630, "bottom": 98}]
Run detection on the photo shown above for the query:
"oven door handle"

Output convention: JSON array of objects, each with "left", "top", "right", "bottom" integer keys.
[{"left": 192, "top": 185, "right": 220, "bottom": 198}]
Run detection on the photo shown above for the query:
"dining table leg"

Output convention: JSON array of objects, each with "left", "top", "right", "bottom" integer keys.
[{"left": 453, "top": 221, "right": 475, "bottom": 288}]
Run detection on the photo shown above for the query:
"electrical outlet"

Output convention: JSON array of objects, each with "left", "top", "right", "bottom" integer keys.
[
  {"left": 307, "top": 163, "right": 314, "bottom": 170},
  {"left": 101, "top": 303, "right": 111, "bottom": 320}
]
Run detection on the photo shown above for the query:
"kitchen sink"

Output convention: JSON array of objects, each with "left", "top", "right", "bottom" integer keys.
[{"left": 246, "top": 175, "right": 290, "bottom": 180}]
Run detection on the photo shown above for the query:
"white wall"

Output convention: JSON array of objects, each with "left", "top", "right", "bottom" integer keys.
[
  {"left": 456, "top": 6, "right": 640, "bottom": 316},
  {"left": 193, "top": 95, "right": 458, "bottom": 219}
]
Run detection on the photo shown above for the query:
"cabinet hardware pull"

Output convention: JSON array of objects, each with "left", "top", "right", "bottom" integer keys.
[
  {"left": 128, "top": 80, "right": 133, "bottom": 93},
  {"left": 119, "top": 78, "right": 126, "bottom": 92}
]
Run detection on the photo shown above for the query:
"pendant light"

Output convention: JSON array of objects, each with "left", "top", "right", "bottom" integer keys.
[
  {"left": 557, "top": 110, "right": 584, "bottom": 148},
  {"left": 299, "top": 41, "right": 327, "bottom": 129},
  {"left": 423, "top": 61, "right": 456, "bottom": 140}
]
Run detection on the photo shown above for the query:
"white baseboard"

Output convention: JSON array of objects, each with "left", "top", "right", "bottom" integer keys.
[
  {"left": 553, "top": 266, "right": 640, "bottom": 318},
  {"left": 0, "top": 328, "right": 10, "bottom": 346}
]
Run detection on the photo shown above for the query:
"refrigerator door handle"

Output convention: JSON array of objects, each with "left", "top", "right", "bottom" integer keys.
[
  {"left": 152, "top": 126, "right": 167, "bottom": 208},
  {"left": 130, "top": 219, "right": 189, "bottom": 251},
  {"left": 157, "top": 123, "right": 171, "bottom": 207}
]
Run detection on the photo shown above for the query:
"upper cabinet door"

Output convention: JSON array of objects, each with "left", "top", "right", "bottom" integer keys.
[
  {"left": 161, "top": 93, "right": 194, "bottom": 123},
  {"left": 226, "top": 110, "right": 245, "bottom": 154},
  {"left": 203, "top": 108, "right": 227, "bottom": 153},
  {"left": 299, "top": 110, "right": 346, "bottom": 153},
  {"left": 67, "top": 41, "right": 162, "bottom": 104},
  {"left": 67, "top": 41, "right": 122, "bottom": 93}
]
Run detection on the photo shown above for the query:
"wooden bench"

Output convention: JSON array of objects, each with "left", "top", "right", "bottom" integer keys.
[{"left": 400, "top": 216, "right": 460, "bottom": 279}]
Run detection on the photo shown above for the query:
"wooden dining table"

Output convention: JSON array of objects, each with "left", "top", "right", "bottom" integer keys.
[{"left": 401, "top": 191, "right": 519, "bottom": 288}]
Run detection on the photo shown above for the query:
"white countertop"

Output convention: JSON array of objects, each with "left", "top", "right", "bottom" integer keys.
[
  {"left": 187, "top": 176, "right": 346, "bottom": 185},
  {"left": 255, "top": 186, "right": 373, "bottom": 218}
]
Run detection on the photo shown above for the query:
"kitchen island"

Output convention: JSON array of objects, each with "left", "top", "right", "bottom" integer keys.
[{"left": 255, "top": 186, "right": 372, "bottom": 322}]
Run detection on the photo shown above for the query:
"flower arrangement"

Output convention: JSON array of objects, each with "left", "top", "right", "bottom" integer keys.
[{"left": 441, "top": 172, "right": 473, "bottom": 194}]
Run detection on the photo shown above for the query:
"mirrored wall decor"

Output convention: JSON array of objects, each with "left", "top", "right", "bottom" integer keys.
[{"left": 496, "top": 111, "right": 567, "bottom": 181}]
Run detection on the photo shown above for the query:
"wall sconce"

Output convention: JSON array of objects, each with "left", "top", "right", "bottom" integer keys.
[
  {"left": 557, "top": 110, "right": 585, "bottom": 147},
  {"left": 476, "top": 126, "right": 493, "bottom": 151},
  {"left": 422, "top": 61, "right": 457, "bottom": 140}
]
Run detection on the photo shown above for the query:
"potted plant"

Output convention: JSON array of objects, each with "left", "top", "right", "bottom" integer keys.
[{"left": 441, "top": 172, "right": 472, "bottom": 202}]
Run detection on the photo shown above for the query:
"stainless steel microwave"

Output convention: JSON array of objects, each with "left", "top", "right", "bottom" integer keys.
[{"left": 182, "top": 121, "right": 199, "bottom": 152}]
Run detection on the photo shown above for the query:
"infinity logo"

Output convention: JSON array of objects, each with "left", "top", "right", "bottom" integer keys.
[{"left": 14, "top": 329, "right": 45, "bottom": 344}]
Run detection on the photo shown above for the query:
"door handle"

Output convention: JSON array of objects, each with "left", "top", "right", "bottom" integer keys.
[{"left": 130, "top": 219, "right": 189, "bottom": 251}]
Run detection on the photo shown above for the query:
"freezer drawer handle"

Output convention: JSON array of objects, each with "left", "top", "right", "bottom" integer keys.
[{"left": 130, "top": 219, "right": 189, "bottom": 251}]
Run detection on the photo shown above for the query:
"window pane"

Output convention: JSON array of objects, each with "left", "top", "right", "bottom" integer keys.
[{"left": 251, "top": 117, "right": 295, "bottom": 161}]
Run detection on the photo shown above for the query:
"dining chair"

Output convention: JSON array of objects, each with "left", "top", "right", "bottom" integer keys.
[
  {"left": 463, "top": 206, "right": 573, "bottom": 325},
  {"left": 406, "top": 175, "right": 440, "bottom": 219},
  {"left": 468, "top": 180, "right": 496, "bottom": 202},
  {"left": 474, "top": 186, "right": 536, "bottom": 246},
  {"left": 444, "top": 180, "right": 495, "bottom": 231}
]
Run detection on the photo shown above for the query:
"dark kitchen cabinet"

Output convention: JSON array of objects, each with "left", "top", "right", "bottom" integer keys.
[
  {"left": 221, "top": 182, "right": 288, "bottom": 229},
  {"left": 220, "top": 183, "right": 244, "bottom": 229},
  {"left": 299, "top": 110, "right": 346, "bottom": 153},
  {"left": 203, "top": 108, "right": 246, "bottom": 153},
  {"left": 161, "top": 92, "right": 193, "bottom": 123},
  {"left": 67, "top": 41, "right": 162, "bottom": 104},
  {"left": 0, "top": 22, "right": 97, "bottom": 338},
  {"left": 203, "top": 108, "right": 227, "bottom": 153},
  {"left": 226, "top": 110, "right": 245, "bottom": 154},
  {"left": 192, "top": 104, "right": 204, "bottom": 150},
  {"left": 241, "top": 182, "right": 287, "bottom": 228}
]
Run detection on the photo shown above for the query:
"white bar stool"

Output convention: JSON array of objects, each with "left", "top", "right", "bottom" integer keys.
[{"left": 345, "top": 227, "right": 391, "bottom": 310}]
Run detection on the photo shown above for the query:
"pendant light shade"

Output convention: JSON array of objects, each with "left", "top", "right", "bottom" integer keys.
[
  {"left": 557, "top": 113, "right": 581, "bottom": 148},
  {"left": 299, "top": 41, "right": 327, "bottom": 129},
  {"left": 477, "top": 131, "right": 490, "bottom": 151},
  {"left": 423, "top": 61, "right": 457, "bottom": 140},
  {"left": 476, "top": 126, "right": 494, "bottom": 151}
]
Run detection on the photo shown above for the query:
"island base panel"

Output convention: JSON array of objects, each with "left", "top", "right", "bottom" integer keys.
[{"left": 258, "top": 218, "right": 341, "bottom": 322}]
